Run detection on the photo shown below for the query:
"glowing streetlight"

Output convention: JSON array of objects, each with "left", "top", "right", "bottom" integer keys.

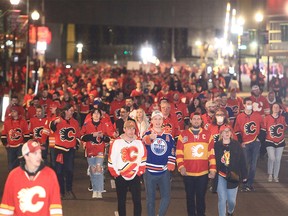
[
  {"left": 140, "top": 46, "right": 153, "bottom": 64},
  {"left": 31, "top": 10, "right": 40, "bottom": 21},
  {"left": 10, "top": 0, "right": 20, "bottom": 5},
  {"left": 255, "top": 12, "right": 264, "bottom": 23},
  {"left": 76, "top": 43, "right": 83, "bottom": 63}
]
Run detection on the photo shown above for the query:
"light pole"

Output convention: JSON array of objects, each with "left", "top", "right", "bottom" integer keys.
[
  {"left": 76, "top": 43, "right": 83, "bottom": 63},
  {"left": 10, "top": 0, "right": 21, "bottom": 86},
  {"left": 255, "top": 12, "right": 263, "bottom": 86},
  {"left": 237, "top": 16, "right": 245, "bottom": 91},
  {"left": 31, "top": 10, "right": 40, "bottom": 83}
]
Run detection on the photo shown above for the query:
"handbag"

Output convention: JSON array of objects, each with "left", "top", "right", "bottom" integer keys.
[{"left": 226, "top": 170, "right": 239, "bottom": 183}]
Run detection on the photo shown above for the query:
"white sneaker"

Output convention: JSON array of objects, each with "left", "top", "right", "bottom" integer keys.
[
  {"left": 97, "top": 192, "right": 103, "bottom": 199},
  {"left": 274, "top": 178, "right": 279, "bottom": 183},
  {"left": 268, "top": 175, "right": 273, "bottom": 182},
  {"left": 92, "top": 191, "right": 98, "bottom": 198}
]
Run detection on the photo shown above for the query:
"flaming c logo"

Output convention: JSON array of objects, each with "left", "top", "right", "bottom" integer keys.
[
  {"left": 121, "top": 146, "right": 138, "bottom": 162},
  {"left": 9, "top": 128, "right": 22, "bottom": 141},
  {"left": 18, "top": 186, "right": 46, "bottom": 213},
  {"left": 59, "top": 127, "right": 76, "bottom": 142},
  {"left": 270, "top": 124, "right": 284, "bottom": 138},
  {"left": 244, "top": 122, "right": 256, "bottom": 135},
  {"left": 33, "top": 127, "right": 43, "bottom": 139}
]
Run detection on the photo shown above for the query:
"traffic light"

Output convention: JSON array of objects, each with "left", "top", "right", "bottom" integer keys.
[{"left": 123, "top": 50, "right": 129, "bottom": 55}]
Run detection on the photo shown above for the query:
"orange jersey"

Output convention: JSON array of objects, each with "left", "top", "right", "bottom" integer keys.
[{"left": 176, "top": 128, "right": 216, "bottom": 176}]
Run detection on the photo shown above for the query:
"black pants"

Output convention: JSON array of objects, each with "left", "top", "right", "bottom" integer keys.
[
  {"left": 183, "top": 174, "right": 208, "bottom": 216},
  {"left": 115, "top": 175, "right": 142, "bottom": 216},
  {"left": 55, "top": 148, "right": 75, "bottom": 195}
]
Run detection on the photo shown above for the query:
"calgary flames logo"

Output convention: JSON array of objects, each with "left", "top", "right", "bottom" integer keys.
[
  {"left": 59, "top": 127, "right": 76, "bottom": 142},
  {"left": 18, "top": 186, "right": 46, "bottom": 213},
  {"left": 33, "top": 127, "right": 43, "bottom": 139},
  {"left": 270, "top": 124, "right": 284, "bottom": 138},
  {"left": 9, "top": 128, "right": 22, "bottom": 141},
  {"left": 121, "top": 146, "right": 138, "bottom": 162},
  {"left": 244, "top": 122, "right": 256, "bottom": 135},
  {"left": 232, "top": 105, "right": 239, "bottom": 115},
  {"left": 191, "top": 144, "right": 204, "bottom": 158}
]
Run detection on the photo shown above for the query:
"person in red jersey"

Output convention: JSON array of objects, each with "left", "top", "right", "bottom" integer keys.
[
  {"left": 28, "top": 105, "right": 50, "bottom": 163},
  {"left": 26, "top": 96, "right": 41, "bottom": 121},
  {"left": 160, "top": 100, "right": 180, "bottom": 139},
  {"left": 110, "top": 91, "right": 125, "bottom": 123},
  {"left": 176, "top": 112, "right": 216, "bottom": 216},
  {"left": 50, "top": 104, "right": 80, "bottom": 199},
  {"left": 250, "top": 85, "right": 270, "bottom": 116},
  {"left": 22, "top": 88, "right": 35, "bottom": 109},
  {"left": 1, "top": 106, "right": 30, "bottom": 171},
  {"left": 155, "top": 84, "right": 172, "bottom": 103},
  {"left": 39, "top": 88, "right": 53, "bottom": 114},
  {"left": 81, "top": 108, "right": 117, "bottom": 199},
  {"left": 234, "top": 97, "right": 265, "bottom": 192},
  {"left": 171, "top": 92, "right": 189, "bottom": 130},
  {"left": 130, "top": 82, "right": 143, "bottom": 97},
  {"left": 0, "top": 140, "right": 63, "bottom": 216},
  {"left": 264, "top": 103, "right": 288, "bottom": 183},
  {"left": 227, "top": 89, "right": 244, "bottom": 125},
  {"left": 5, "top": 95, "right": 25, "bottom": 120},
  {"left": 202, "top": 100, "right": 218, "bottom": 130},
  {"left": 206, "top": 108, "right": 237, "bottom": 145}
]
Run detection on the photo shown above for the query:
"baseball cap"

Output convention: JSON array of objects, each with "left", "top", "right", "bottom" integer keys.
[
  {"left": 93, "top": 97, "right": 102, "bottom": 106},
  {"left": 190, "top": 112, "right": 202, "bottom": 119},
  {"left": 124, "top": 120, "right": 136, "bottom": 129},
  {"left": 21, "top": 140, "right": 42, "bottom": 156},
  {"left": 151, "top": 110, "right": 164, "bottom": 119},
  {"left": 219, "top": 124, "right": 232, "bottom": 134}
]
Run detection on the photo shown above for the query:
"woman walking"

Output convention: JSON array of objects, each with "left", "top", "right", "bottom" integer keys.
[{"left": 213, "top": 124, "right": 247, "bottom": 216}]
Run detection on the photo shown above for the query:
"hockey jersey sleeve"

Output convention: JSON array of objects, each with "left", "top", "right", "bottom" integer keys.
[
  {"left": 108, "top": 139, "right": 120, "bottom": 178},
  {"left": 137, "top": 142, "right": 147, "bottom": 176},
  {"left": 176, "top": 133, "right": 185, "bottom": 171}
]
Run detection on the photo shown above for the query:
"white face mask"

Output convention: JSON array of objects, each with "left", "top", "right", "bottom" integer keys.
[
  {"left": 246, "top": 105, "right": 253, "bottom": 110},
  {"left": 216, "top": 116, "right": 224, "bottom": 123}
]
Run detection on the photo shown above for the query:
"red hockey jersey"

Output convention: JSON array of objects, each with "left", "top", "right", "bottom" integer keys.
[
  {"left": 264, "top": 114, "right": 287, "bottom": 147},
  {"left": 28, "top": 117, "right": 50, "bottom": 144},
  {"left": 0, "top": 166, "right": 62, "bottom": 216},
  {"left": 234, "top": 112, "right": 264, "bottom": 145}
]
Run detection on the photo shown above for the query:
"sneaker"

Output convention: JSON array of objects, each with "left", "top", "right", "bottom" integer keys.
[
  {"left": 92, "top": 191, "right": 98, "bottom": 198},
  {"left": 88, "top": 186, "right": 93, "bottom": 192},
  {"left": 268, "top": 175, "right": 273, "bottom": 182},
  {"left": 240, "top": 185, "right": 249, "bottom": 192},
  {"left": 274, "top": 178, "right": 279, "bottom": 183},
  {"left": 65, "top": 191, "right": 76, "bottom": 200},
  {"left": 247, "top": 186, "right": 255, "bottom": 192},
  {"left": 97, "top": 192, "right": 103, "bottom": 199}
]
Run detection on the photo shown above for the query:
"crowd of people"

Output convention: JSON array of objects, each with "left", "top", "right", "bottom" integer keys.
[{"left": 0, "top": 62, "right": 288, "bottom": 216}]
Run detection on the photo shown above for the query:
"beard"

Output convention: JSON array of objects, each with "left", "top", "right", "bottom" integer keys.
[{"left": 192, "top": 125, "right": 201, "bottom": 129}]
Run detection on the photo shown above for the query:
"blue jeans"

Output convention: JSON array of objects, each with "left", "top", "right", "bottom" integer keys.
[
  {"left": 87, "top": 156, "right": 104, "bottom": 192},
  {"left": 183, "top": 174, "right": 208, "bottom": 216},
  {"left": 243, "top": 140, "right": 260, "bottom": 187},
  {"left": 144, "top": 170, "right": 171, "bottom": 216},
  {"left": 217, "top": 175, "right": 238, "bottom": 216}
]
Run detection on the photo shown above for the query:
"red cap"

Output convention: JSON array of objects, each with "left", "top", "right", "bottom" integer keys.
[
  {"left": 190, "top": 112, "right": 202, "bottom": 119},
  {"left": 21, "top": 140, "right": 42, "bottom": 156},
  {"left": 219, "top": 124, "right": 232, "bottom": 134}
]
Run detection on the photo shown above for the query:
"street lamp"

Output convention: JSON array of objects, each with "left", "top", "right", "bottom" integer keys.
[
  {"left": 10, "top": 0, "right": 20, "bottom": 5},
  {"left": 255, "top": 12, "right": 263, "bottom": 86},
  {"left": 76, "top": 43, "right": 83, "bottom": 63},
  {"left": 237, "top": 16, "right": 245, "bottom": 91},
  {"left": 31, "top": 10, "right": 40, "bottom": 82}
]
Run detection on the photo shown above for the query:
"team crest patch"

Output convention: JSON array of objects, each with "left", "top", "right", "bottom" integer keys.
[
  {"left": 182, "top": 136, "right": 188, "bottom": 143},
  {"left": 151, "top": 138, "right": 167, "bottom": 156}
]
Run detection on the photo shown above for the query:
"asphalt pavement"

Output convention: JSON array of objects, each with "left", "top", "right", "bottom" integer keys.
[{"left": 1, "top": 143, "right": 288, "bottom": 216}]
